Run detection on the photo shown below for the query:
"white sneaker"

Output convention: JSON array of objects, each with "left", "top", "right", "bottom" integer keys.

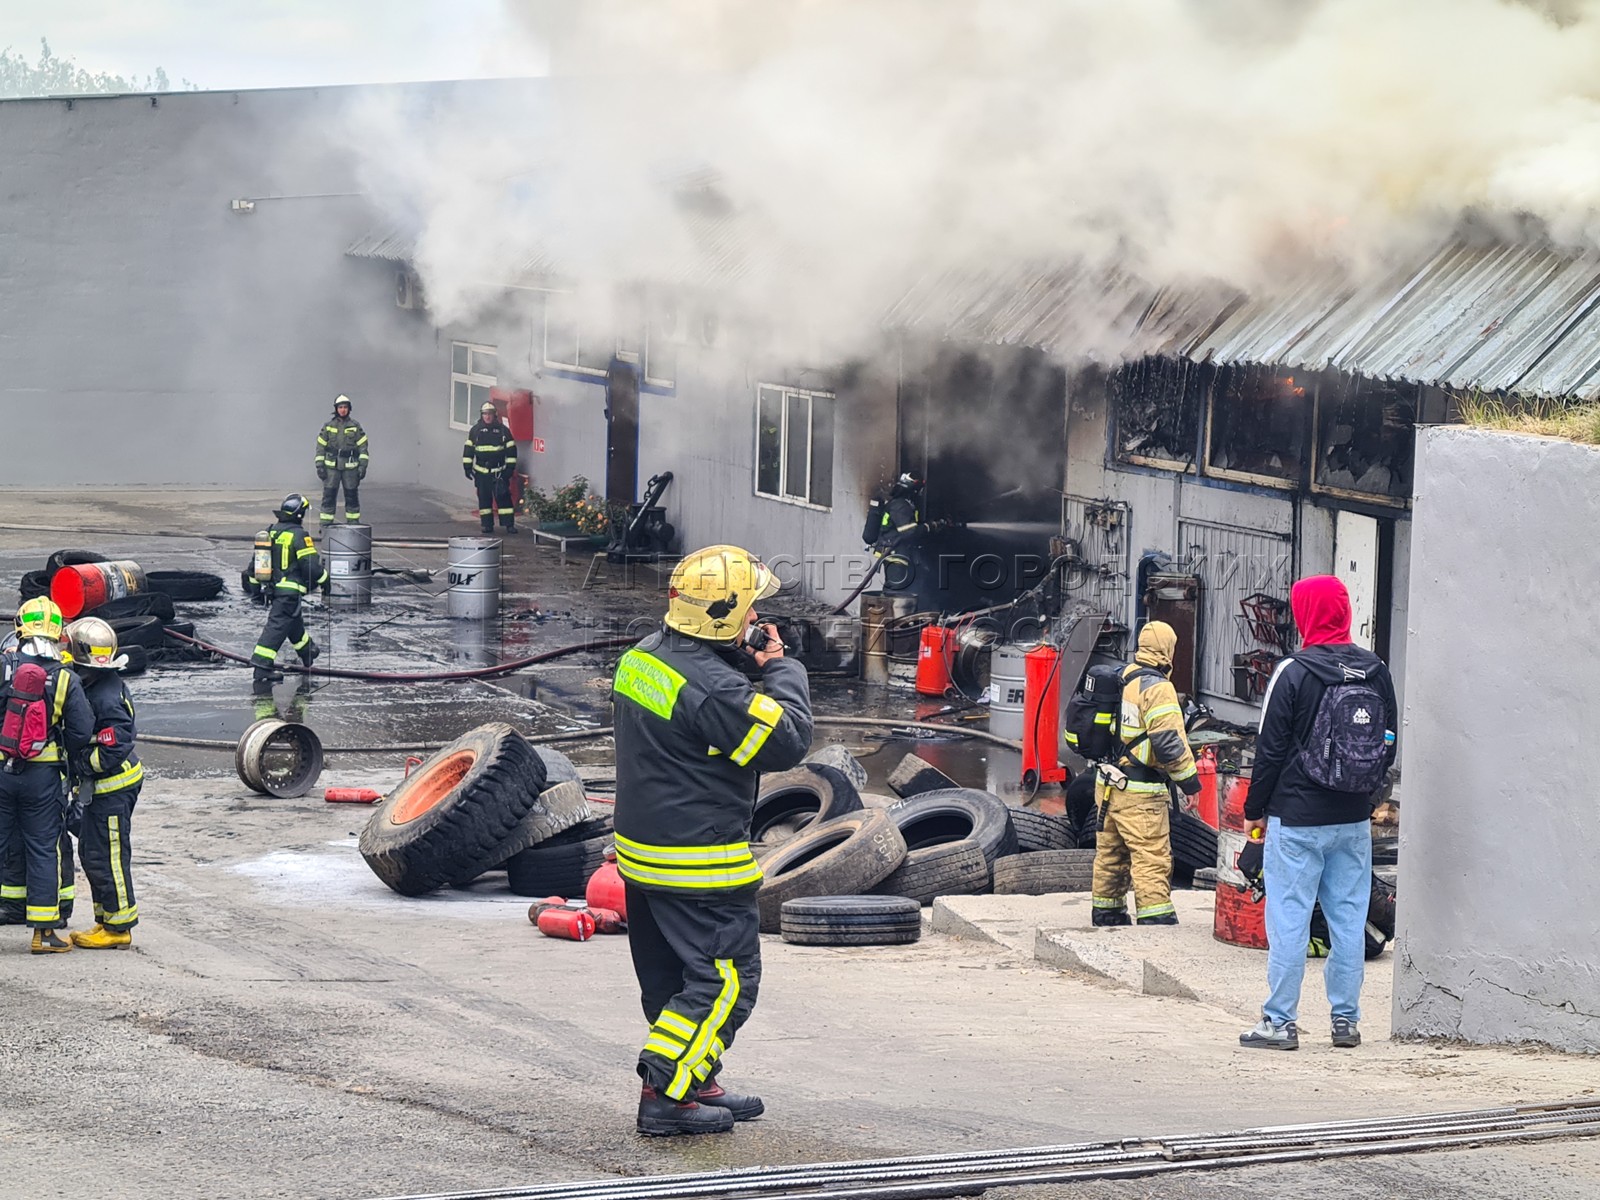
[{"left": 1239, "top": 1017, "right": 1299, "bottom": 1050}]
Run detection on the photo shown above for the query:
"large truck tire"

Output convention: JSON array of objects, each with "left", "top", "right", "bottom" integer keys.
[
  {"left": 884, "top": 788, "right": 1018, "bottom": 870},
  {"left": 756, "top": 810, "right": 907, "bottom": 933},
  {"left": 145, "top": 570, "right": 226, "bottom": 601},
  {"left": 871, "top": 838, "right": 989, "bottom": 906},
  {"left": 532, "top": 745, "right": 582, "bottom": 786},
  {"left": 751, "top": 763, "right": 862, "bottom": 845},
  {"left": 802, "top": 744, "right": 869, "bottom": 793},
  {"left": 359, "top": 723, "right": 544, "bottom": 896},
  {"left": 505, "top": 832, "right": 613, "bottom": 898},
  {"left": 991, "top": 849, "right": 1097, "bottom": 895},
  {"left": 779, "top": 895, "right": 922, "bottom": 946},
  {"left": 1008, "top": 806, "right": 1076, "bottom": 853}
]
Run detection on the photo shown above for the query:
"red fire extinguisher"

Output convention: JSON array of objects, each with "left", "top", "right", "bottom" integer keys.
[{"left": 536, "top": 900, "right": 597, "bottom": 942}]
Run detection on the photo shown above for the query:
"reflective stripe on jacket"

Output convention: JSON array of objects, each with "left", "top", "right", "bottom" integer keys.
[
  {"left": 316, "top": 415, "right": 369, "bottom": 470},
  {"left": 78, "top": 669, "right": 143, "bottom": 795},
  {"left": 268, "top": 521, "right": 327, "bottom": 594},
  {"left": 463, "top": 419, "right": 515, "bottom": 474},
  {"left": 611, "top": 629, "right": 814, "bottom": 894},
  {"left": 1116, "top": 664, "right": 1198, "bottom": 792}
]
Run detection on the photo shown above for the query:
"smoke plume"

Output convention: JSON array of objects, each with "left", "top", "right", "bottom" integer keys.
[{"left": 353, "top": 0, "right": 1600, "bottom": 361}]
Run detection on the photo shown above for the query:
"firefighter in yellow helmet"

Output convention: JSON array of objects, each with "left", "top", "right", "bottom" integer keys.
[
  {"left": 611, "top": 546, "right": 814, "bottom": 1136},
  {"left": 1089, "top": 620, "right": 1200, "bottom": 927},
  {"left": 64, "top": 617, "right": 143, "bottom": 948},
  {"left": 0, "top": 598, "right": 94, "bottom": 953}
]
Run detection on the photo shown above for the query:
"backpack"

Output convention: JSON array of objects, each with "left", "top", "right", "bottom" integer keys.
[
  {"left": 0, "top": 660, "right": 53, "bottom": 763},
  {"left": 1063, "top": 663, "right": 1164, "bottom": 763},
  {"left": 1295, "top": 663, "right": 1390, "bottom": 794}
]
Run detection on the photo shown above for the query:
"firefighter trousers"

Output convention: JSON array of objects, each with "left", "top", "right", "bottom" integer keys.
[
  {"left": 252, "top": 593, "right": 312, "bottom": 673},
  {"left": 1090, "top": 780, "right": 1176, "bottom": 921},
  {"left": 0, "top": 824, "right": 73, "bottom": 923},
  {"left": 625, "top": 882, "right": 761, "bottom": 1100},
  {"left": 320, "top": 469, "right": 362, "bottom": 524},
  {"left": 474, "top": 473, "right": 515, "bottom": 533},
  {"left": 0, "top": 765, "right": 70, "bottom": 928},
  {"left": 79, "top": 787, "right": 138, "bottom": 931}
]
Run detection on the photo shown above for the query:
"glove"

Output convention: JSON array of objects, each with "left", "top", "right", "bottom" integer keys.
[
  {"left": 464, "top": 465, "right": 474, "bottom": 481},
  {"left": 1236, "top": 836, "right": 1265, "bottom": 899},
  {"left": 1177, "top": 773, "right": 1202, "bottom": 797},
  {"left": 358, "top": 467, "right": 367, "bottom": 481},
  {"left": 317, "top": 466, "right": 328, "bottom": 482}
]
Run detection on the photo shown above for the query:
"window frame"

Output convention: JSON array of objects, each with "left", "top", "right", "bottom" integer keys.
[
  {"left": 1201, "top": 368, "right": 1311, "bottom": 491},
  {"left": 1308, "top": 378, "right": 1415, "bottom": 509},
  {"left": 753, "top": 382, "right": 835, "bottom": 510},
  {"left": 1109, "top": 358, "right": 1203, "bottom": 475},
  {"left": 450, "top": 340, "right": 498, "bottom": 431},
  {"left": 542, "top": 292, "right": 608, "bottom": 378}
]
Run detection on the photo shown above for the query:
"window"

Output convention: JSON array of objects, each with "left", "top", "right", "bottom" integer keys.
[
  {"left": 543, "top": 292, "right": 615, "bottom": 376},
  {"left": 1205, "top": 365, "right": 1310, "bottom": 487},
  {"left": 1313, "top": 375, "right": 1417, "bottom": 503},
  {"left": 450, "top": 341, "right": 497, "bottom": 430},
  {"left": 643, "top": 295, "right": 679, "bottom": 389},
  {"left": 755, "top": 384, "right": 834, "bottom": 508},
  {"left": 1111, "top": 356, "right": 1204, "bottom": 471}
]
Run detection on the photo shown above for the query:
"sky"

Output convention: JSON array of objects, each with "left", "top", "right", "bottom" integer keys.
[{"left": 0, "top": 0, "right": 535, "bottom": 90}]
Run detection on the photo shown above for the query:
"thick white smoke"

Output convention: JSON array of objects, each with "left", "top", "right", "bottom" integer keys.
[{"left": 354, "top": 0, "right": 1600, "bottom": 358}]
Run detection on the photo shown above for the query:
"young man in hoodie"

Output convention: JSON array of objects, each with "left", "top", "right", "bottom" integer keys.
[{"left": 1240, "top": 576, "right": 1397, "bottom": 1051}]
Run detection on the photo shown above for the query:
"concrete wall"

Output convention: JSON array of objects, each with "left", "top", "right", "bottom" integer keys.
[
  {"left": 0, "top": 84, "right": 492, "bottom": 497},
  {"left": 1392, "top": 426, "right": 1600, "bottom": 1053}
]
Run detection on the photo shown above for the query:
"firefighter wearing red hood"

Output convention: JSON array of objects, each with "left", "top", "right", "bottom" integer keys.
[{"left": 1090, "top": 620, "right": 1201, "bottom": 926}]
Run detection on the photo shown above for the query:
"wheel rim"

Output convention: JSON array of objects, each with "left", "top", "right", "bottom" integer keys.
[{"left": 390, "top": 750, "right": 477, "bottom": 824}]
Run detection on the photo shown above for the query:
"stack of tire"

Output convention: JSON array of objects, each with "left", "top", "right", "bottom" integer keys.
[
  {"left": 359, "top": 725, "right": 594, "bottom": 897},
  {"left": 17, "top": 549, "right": 225, "bottom": 676}
]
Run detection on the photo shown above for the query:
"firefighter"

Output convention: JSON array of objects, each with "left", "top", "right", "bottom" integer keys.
[
  {"left": 462, "top": 401, "right": 518, "bottom": 535},
  {"left": 0, "top": 598, "right": 93, "bottom": 953},
  {"left": 250, "top": 494, "right": 328, "bottom": 687},
  {"left": 611, "top": 545, "right": 814, "bottom": 1136},
  {"left": 63, "top": 618, "right": 142, "bottom": 948},
  {"left": 1089, "top": 620, "right": 1201, "bottom": 927},
  {"left": 316, "top": 394, "right": 369, "bottom": 527},
  {"left": 867, "top": 473, "right": 947, "bottom": 593}
]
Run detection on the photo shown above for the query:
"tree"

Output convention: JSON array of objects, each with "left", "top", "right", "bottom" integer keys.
[{"left": 0, "top": 38, "right": 193, "bottom": 98}]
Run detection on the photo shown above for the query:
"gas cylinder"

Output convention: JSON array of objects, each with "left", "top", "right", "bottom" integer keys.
[
  {"left": 526, "top": 896, "right": 568, "bottom": 924},
  {"left": 323, "top": 787, "right": 383, "bottom": 804},
  {"left": 1214, "top": 774, "right": 1269, "bottom": 949},
  {"left": 587, "top": 907, "right": 627, "bottom": 934},
  {"left": 536, "top": 904, "right": 596, "bottom": 942},
  {"left": 915, "top": 625, "right": 954, "bottom": 697},
  {"left": 1195, "top": 747, "right": 1219, "bottom": 829},
  {"left": 584, "top": 859, "right": 627, "bottom": 919},
  {"left": 1021, "top": 645, "right": 1066, "bottom": 786}
]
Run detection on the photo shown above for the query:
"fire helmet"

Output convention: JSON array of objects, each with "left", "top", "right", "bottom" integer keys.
[
  {"left": 480, "top": 402, "right": 497, "bottom": 416},
  {"left": 664, "top": 545, "right": 779, "bottom": 643},
  {"left": 891, "top": 472, "right": 923, "bottom": 497},
  {"left": 334, "top": 394, "right": 352, "bottom": 412},
  {"left": 15, "top": 596, "right": 65, "bottom": 642},
  {"left": 277, "top": 493, "right": 312, "bottom": 523},
  {"left": 65, "top": 616, "right": 127, "bottom": 670}
]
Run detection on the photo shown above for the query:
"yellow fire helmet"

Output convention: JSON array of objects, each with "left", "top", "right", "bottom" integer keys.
[
  {"left": 663, "top": 545, "right": 779, "bottom": 643},
  {"left": 15, "top": 596, "right": 65, "bottom": 642},
  {"left": 65, "top": 616, "right": 127, "bottom": 670}
]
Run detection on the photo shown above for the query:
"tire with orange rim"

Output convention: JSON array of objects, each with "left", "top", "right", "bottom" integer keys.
[{"left": 359, "top": 723, "right": 546, "bottom": 896}]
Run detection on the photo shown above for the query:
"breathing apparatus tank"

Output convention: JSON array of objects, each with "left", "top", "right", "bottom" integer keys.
[{"left": 252, "top": 531, "right": 275, "bottom": 584}]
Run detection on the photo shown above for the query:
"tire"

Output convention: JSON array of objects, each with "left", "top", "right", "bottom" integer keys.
[
  {"left": 883, "top": 788, "right": 1017, "bottom": 870},
  {"left": 91, "top": 593, "right": 177, "bottom": 623},
  {"left": 1008, "top": 806, "right": 1076, "bottom": 853},
  {"left": 871, "top": 838, "right": 988, "bottom": 906},
  {"left": 117, "top": 645, "right": 149, "bottom": 677},
  {"left": 1064, "top": 770, "right": 1098, "bottom": 832},
  {"left": 802, "top": 744, "right": 869, "bottom": 794},
  {"left": 779, "top": 895, "right": 922, "bottom": 945},
  {"left": 46, "top": 549, "right": 107, "bottom": 577},
  {"left": 1368, "top": 872, "right": 1397, "bottom": 939},
  {"left": 751, "top": 763, "right": 863, "bottom": 845},
  {"left": 1172, "top": 810, "right": 1218, "bottom": 872},
  {"left": 532, "top": 745, "right": 582, "bottom": 786},
  {"left": 476, "top": 777, "right": 588, "bottom": 865},
  {"left": 145, "top": 570, "right": 226, "bottom": 602},
  {"left": 18, "top": 570, "right": 50, "bottom": 602},
  {"left": 359, "top": 723, "right": 544, "bottom": 896},
  {"left": 992, "top": 849, "right": 1097, "bottom": 895},
  {"left": 107, "top": 616, "right": 167, "bottom": 650},
  {"left": 162, "top": 619, "right": 197, "bottom": 640},
  {"left": 505, "top": 833, "right": 612, "bottom": 898},
  {"left": 756, "top": 811, "right": 908, "bottom": 933}
]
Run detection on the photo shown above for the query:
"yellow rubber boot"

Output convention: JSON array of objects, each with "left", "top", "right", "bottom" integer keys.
[{"left": 71, "top": 925, "right": 132, "bottom": 950}]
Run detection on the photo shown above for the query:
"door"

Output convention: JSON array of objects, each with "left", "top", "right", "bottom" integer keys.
[
  {"left": 1334, "top": 510, "right": 1380, "bottom": 651},
  {"left": 605, "top": 359, "right": 640, "bottom": 505}
]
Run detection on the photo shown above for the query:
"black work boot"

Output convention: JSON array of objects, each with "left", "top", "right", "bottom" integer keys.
[
  {"left": 696, "top": 1076, "right": 764, "bottom": 1122},
  {"left": 1091, "top": 907, "right": 1131, "bottom": 927},
  {"left": 298, "top": 641, "right": 321, "bottom": 668},
  {"left": 252, "top": 667, "right": 283, "bottom": 691},
  {"left": 0, "top": 906, "right": 25, "bottom": 926},
  {"left": 1137, "top": 913, "right": 1179, "bottom": 926},
  {"left": 636, "top": 1085, "right": 735, "bottom": 1137}
]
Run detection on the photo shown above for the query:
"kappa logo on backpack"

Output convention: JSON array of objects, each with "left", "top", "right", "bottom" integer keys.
[
  {"left": 1297, "top": 664, "right": 1389, "bottom": 794},
  {"left": 0, "top": 661, "right": 53, "bottom": 764}
]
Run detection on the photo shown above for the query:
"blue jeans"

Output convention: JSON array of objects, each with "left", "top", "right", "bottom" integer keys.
[{"left": 1263, "top": 817, "right": 1372, "bottom": 1026}]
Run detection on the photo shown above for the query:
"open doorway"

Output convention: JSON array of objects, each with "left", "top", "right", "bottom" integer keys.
[{"left": 605, "top": 359, "right": 640, "bottom": 505}]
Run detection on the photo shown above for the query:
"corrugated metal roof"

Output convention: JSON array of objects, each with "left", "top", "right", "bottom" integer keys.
[{"left": 344, "top": 227, "right": 417, "bottom": 263}]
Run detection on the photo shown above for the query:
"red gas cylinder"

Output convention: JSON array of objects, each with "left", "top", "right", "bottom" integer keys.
[
  {"left": 51, "top": 561, "right": 148, "bottom": 620},
  {"left": 1195, "top": 747, "right": 1220, "bottom": 829},
  {"left": 323, "top": 787, "right": 383, "bottom": 804},
  {"left": 537, "top": 904, "right": 596, "bottom": 942},
  {"left": 585, "top": 859, "right": 627, "bottom": 920},
  {"left": 1021, "top": 645, "right": 1066, "bottom": 786},
  {"left": 915, "top": 625, "right": 954, "bottom": 697},
  {"left": 1214, "top": 774, "right": 1269, "bottom": 949}
]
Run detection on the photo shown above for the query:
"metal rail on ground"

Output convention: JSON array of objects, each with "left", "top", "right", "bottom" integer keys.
[{"left": 368, "top": 1100, "right": 1600, "bottom": 1200}]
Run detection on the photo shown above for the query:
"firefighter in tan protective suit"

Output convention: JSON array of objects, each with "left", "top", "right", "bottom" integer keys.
[{"left": 1089, "top": 620, "right": 1200, "bottom": 927}]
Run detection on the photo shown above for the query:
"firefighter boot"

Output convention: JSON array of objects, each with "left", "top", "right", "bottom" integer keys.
[
  {"left": 253, "top": 667, "right": 283, "bottom": 691},
  {"left": 71, "top": 924, "right": 132, "bottom": 950},
  {"left": 696, "top": 1076, "right": 764, "bottom": 1122},
  {"left": 299, "top": 640, "right": 322, "bottom": 669},
  {"left": 1091, "top": 907, "right": 1131, "bottom": 927},
  {"left": 1137, "top": 913, "right": 1179, "bottom": 926},
  {"left": 31, "top": 929, "right": 72, "bottom": 954},
  {"left": 636, "top": 1086, "right": 735, "bottom": 1137}
]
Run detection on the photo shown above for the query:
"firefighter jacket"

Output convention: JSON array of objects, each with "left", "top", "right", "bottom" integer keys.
[
  {"left": 74, "top": 668, "right": 143, "bottom": 797},
  {"left": 463, "top": 418, "right": 515, "bottom": 477},
  {"left": 873, "top": 495, "right": 922, "bottom": 562},
  {"left": 1112, "top": 622, "right": 1198, "bottom": 795},
  {"left": 611, "top": 628, "right": 814, "bottom": 895},
  {"left": 316, "top": 414, "right": 369, "bottom": 474},
  {"left": 266, "top": 521, "right": 328, "bottom": 595},
  {"left": 0, "top": 648, "right": 93, "bottom": 767}
]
